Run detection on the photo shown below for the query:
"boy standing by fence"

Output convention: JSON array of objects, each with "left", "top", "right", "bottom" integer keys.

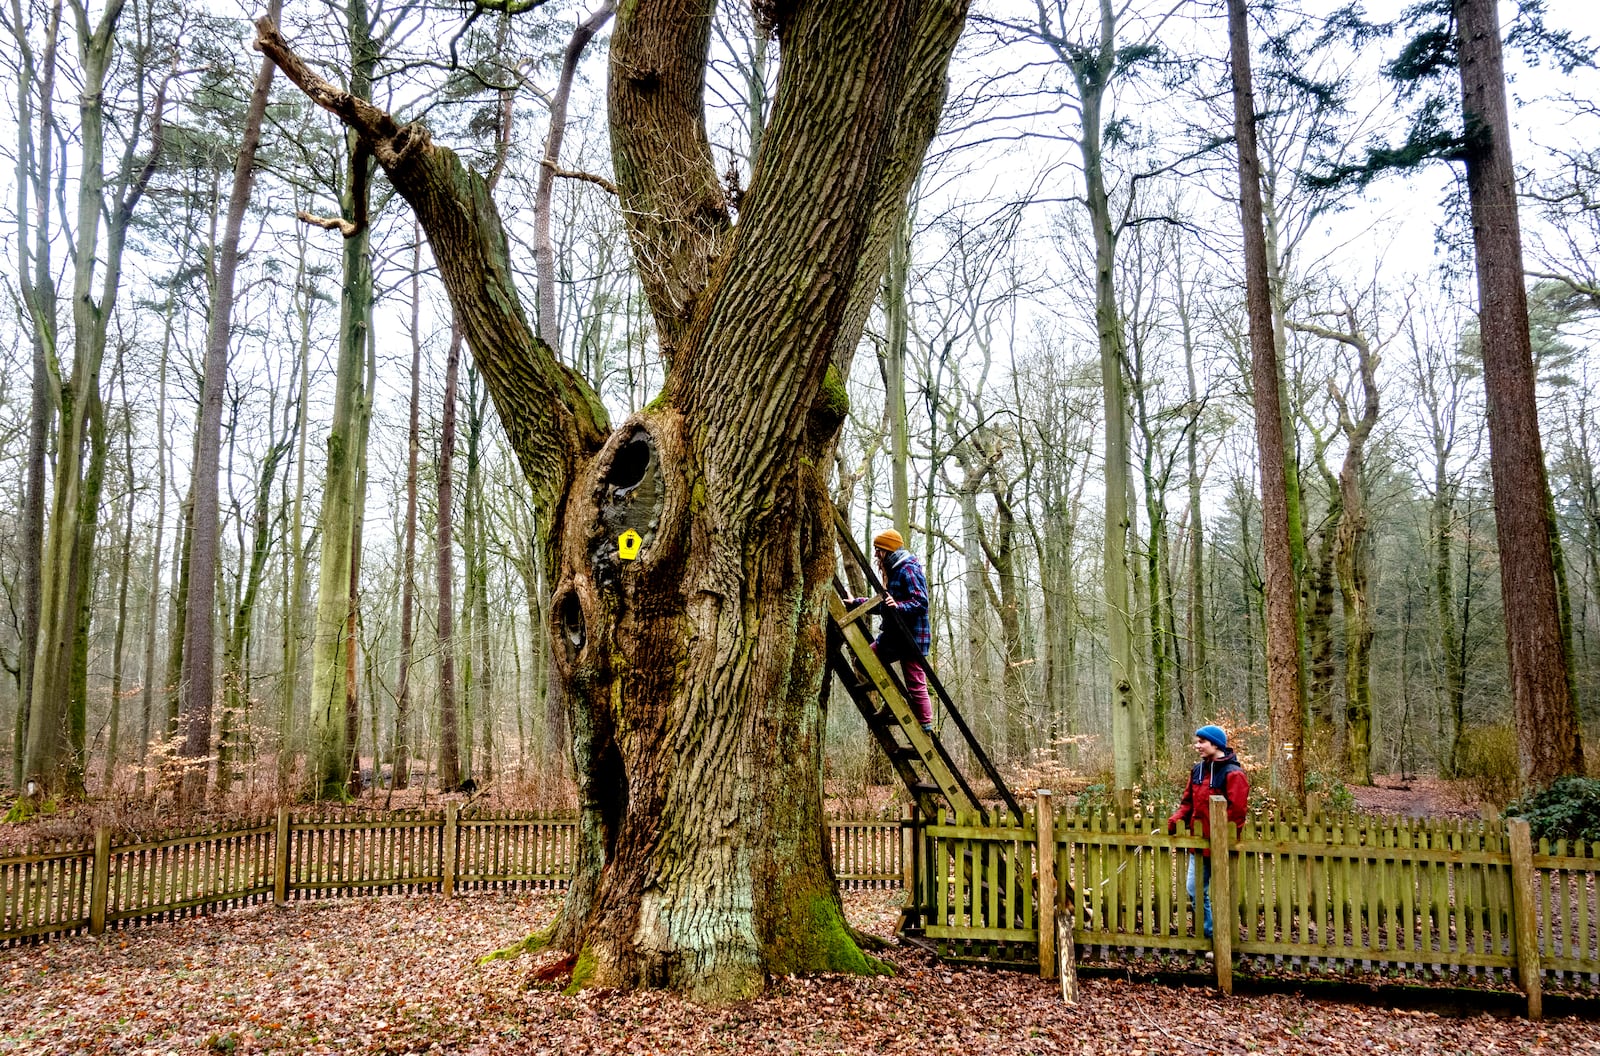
[{"left": 1167, "top": 724, "right": 1249, "bottom": 939}]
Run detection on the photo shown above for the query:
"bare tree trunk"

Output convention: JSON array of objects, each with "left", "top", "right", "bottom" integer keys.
[
  {"left": 1454, "top": 0, "right": 1583, "bottom": 785},
  {"left": 394, "top": 230, "right": 423, "bottom": 791},
  {"left": 10, "top": 0, "right": 64, "bottom": 792},
  {"left": 342, "top": 329, "right": 376, "bottom": 794},
  {"left": 1177, "top": 274, "right": 1210, "bottom": 720},
  {"left": 885, "top": 208, "right": 913, "bottom": 542},
  {"left": 136, "top": 294, "right": 177, "bottom": 792},
  {"left": 105, "top": 364, "right": 135, "bottom": 790},
  {"left": 1297, "top": 308, "right": 1381, "bottom": 783},
  {"left": 1228, "top": 0, "right": 1305, "bottom": 799},
  {"left": 278, "top": 231, "right": 315, "bottom": 789},
  {"left": 179, "top": 0, "right": 281, "bottom": 803},
  {"left": 533, "top": 0, "right": 616, "bottom": 350},
  {"left": 437, "top": 324, "right": 463, "bottom": 790}
]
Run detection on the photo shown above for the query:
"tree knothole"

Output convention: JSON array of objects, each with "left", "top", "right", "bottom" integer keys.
[
  {"left": 594, "top": 426, "right": 665, "bottom": 587},
  {"left": 559, "top": 591, "right": 586, "bottom": 659}
]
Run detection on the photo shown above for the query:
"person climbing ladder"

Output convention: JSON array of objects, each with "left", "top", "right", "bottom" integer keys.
[{"left": 854, "top": 529, "right": 934, "bottom": 732}]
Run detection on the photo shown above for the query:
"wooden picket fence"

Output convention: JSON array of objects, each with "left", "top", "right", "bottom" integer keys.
[
  {"left": 0, "top": 807, "right": 903, "bottom": 947},
  {"left": 906, "top": 792, "right": 1600, "bottom": 1017}
]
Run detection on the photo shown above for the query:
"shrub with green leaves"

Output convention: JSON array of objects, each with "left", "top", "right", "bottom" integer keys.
[
  {"left": 1305, "top": 770, "right": 1357, "bottom": 813},
  {"left": 1508, "top": 776, "right": 1600, "bottom": 845}
]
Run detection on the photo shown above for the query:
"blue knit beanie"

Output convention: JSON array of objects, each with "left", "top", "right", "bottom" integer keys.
[{"left": 1195, "top": 724, "right": 1228, "bottom": 749}]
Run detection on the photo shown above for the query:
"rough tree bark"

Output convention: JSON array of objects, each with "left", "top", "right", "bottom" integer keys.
[
  {"left": 1227, "top": 0, "right": 1305, "bottom": 799},
  {"left": 1454, "top": 0, "right": 1584, "bottom": 785},
  {"left": 259, "top": 0, "right": 966, "bottom": 999}
]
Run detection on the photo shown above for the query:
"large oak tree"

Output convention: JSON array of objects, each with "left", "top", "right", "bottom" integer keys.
[{"left": 258, "top": 0, "right": 967, "bottom": 1000}]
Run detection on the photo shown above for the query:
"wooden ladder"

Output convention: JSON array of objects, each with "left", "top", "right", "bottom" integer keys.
[
  {"left": 827, "top": 590, "right": 983, "bottom": 820},
  {"left": 825, "top": 512, "right": 1023, "bottom": 827}
]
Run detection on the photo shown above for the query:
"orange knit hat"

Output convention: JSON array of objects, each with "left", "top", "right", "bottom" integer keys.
[{"left": 872, "top": 529, "right": 904, "bottom": 553}]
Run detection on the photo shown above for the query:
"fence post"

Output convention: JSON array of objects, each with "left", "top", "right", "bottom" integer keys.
[
  {"left": 89, "top": 826, "right": 111, "bottom": 936},
  {"left": 898, "top": 803, "right": 919, "bottom": 933},
  {"left": 900, "top": 803, "right": 916, "bottom": 894},
  {"left": 1507, "top": 817, "right": 1542, "bottom": 1020},
  {"left": 274, "top": 806, "right": 292, "bottom": 906},
  {"left": 1208, "top": 796, "right": 1234, "bottom": 995},
  {"left": 442, "top": 802, "right": 459, "bottom": 897},
  {"left": 1036, "top": 790, "right": 1056, "bottom": 979}
]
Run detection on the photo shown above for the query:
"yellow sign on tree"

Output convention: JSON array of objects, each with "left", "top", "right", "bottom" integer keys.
[{"left": 618, "top": 529, "right": 642, "bottom": 561}]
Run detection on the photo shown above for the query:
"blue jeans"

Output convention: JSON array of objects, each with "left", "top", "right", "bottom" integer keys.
[{"left": 1186, "top": 854, "right": 1213, "bottom": 939}]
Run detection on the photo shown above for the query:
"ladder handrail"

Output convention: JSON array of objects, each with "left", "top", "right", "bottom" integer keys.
[{"left": 832, "top": 510, "right": 1024, "bottom": 823}]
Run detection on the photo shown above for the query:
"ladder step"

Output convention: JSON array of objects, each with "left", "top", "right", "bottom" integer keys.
[
  {"left": 869, "top": 705, "right": 899, "bottom": 727},
  {"left": 909, "top": 781, "right": 941, "bottom": 797}
]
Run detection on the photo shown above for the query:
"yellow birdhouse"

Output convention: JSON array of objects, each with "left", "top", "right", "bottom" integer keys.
[{"left": 618, "top": 529, "right": 643, "bottom": 561}]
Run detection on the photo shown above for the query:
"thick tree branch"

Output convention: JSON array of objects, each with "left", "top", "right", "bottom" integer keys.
[
  {"left": 607, "top": 0, "right": 731, "bottom": 363},
  {"left": 681, "top": 0, "right": 970, "bottom": 519},
  {"left": 255, "top": 17, "right": 608, "bottom": 531},
  {"left": 296, "top": 209, "right": 360, "bottom": 236}
]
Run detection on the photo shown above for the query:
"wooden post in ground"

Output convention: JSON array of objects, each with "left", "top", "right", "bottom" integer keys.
[
  {"left": 1036, "top": 790, "right": 1056, "bottom": 980},
  {"left": 1507, "top": 817, "right": 1543, "bottom": 1020},
  {"left": 442, "top": 802, "right": 459, "bottom": 897},
  {"left": 897, "top": 802, "right": 918, "bottom": 934},
  {"left": 89, "top": 826, "right": 112, "bottom": 935},
  {"left": 1305, "top": 791, "right": 1324, "bottom": 820},
  {"left": 274, "top": 806, "right": 292, "bottom": 905},
  {"left": 1208, "top": 795, "right": 1234, "bottom": 995},
  {"left": 901, "top": 803, "right": 916, "bottom": 892}
]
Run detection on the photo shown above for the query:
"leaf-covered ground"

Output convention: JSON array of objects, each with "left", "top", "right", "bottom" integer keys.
[{"left": 1, "top": 889, "right": 1596, "bottom": 1055}]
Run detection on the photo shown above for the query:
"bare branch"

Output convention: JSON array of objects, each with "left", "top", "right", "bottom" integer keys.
[
  {"left": 296, "top": 209, "right": 360, "bottom": 237},
  {"left": 540, "top": 159, "right": 617, "bottom": 196}
]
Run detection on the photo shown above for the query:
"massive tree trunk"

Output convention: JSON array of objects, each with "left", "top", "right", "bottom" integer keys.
[
  {"left": 1227, "top": 0, "right": 1305, "bottom": 798},
  {"left": 307, "top": 4, "right": 376, "bottom": 798},
  {"left": 260, "top": 0, "right": 965, "bottom": 999},
  {"left": 1455, "top": 0, "right": 1583, "bottom": 785}
]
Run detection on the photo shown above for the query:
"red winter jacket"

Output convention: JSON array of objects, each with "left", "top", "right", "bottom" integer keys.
[{"left": 1167, "top": 752, "right": 1249, "bottom": 854}]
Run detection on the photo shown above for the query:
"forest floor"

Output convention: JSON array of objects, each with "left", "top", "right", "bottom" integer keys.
[
  {"left": 1347, "top": 775, "right": 1482, "bottom": 819},
  {"left": 2, "top": 889, "right": 1596, "bottom": 1055}
]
